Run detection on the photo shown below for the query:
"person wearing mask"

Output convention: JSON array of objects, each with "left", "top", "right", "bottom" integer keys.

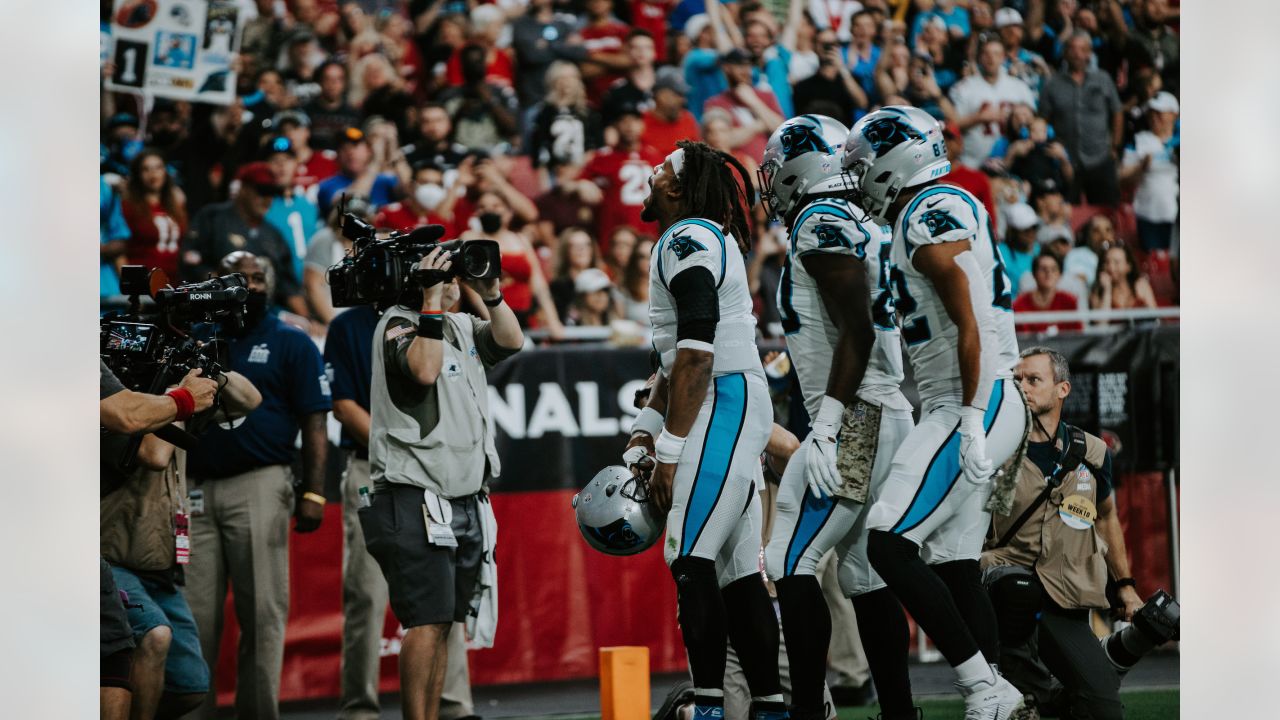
[
  {"left": 121, "top": 149, "right": 186, "bottom": 281},
  {"left": 182, "top": 251, "right": 331, "bottom": 720},
  {"left": 1012, "top": 253, "right": 1084, "bottom": 333},
  {"left": 641, "top": 67, "right": 701, "bottom": 155},
  {"left": 460, "top": 191, "right": 565, "bottom": 336},
  {"left": 315, "top": 126, "right": 402, "bottom": 218},
  {"left": 575, "top": 106, "right": 665, "bottom": 251},
  {"left": 305, "top": 61, "right": 363, "bottom": 150},
  {"left": 511, "top": 0, "right": 589, "bottom": 107},
  {"left": 375, "top": 161, "right": 455, "bottom": 236},
  {"left": 180, "top": 163, "right": 306, "bottom": 317},
  {"left": 949, "top": 36, "right": 1037, "bottom": 168},
  {"left": 1039, "top": 31, "right": 1123, "bottom": 206},
  {"left": 1121, "top": 92, "right": 1179, "bottom": 252},
  {"left": 263, "top": 136, "right": 320, "bottom": 287}
]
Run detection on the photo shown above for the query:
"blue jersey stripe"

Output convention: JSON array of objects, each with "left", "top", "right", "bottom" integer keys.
[
  {"left": 783, "top": 489, "right": 837, "bottom": 576},
  {"left": 890, "top": 381, "right": 1006, "bottom": 535},
  {"left": 680, "top": 374, "right": 749, "bottom": 556}
]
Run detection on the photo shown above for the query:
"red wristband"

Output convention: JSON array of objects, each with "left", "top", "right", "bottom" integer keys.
[{"left": 167, "top": 388, "right": 196, "bottom": 421}]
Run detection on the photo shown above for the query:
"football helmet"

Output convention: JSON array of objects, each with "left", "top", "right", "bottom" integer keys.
[
  {"left": 842, "top": 106, "right": 950, "bottom": 225},
  {"left": 758, "top": 115, "right": 852, "bottom": 220},
  {"left": 572, "top": 465, "right": 665, "bottom": 556}
]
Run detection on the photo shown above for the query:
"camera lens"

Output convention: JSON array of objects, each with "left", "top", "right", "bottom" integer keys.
[{"left": 461, "top": 244, "right": 491, "bottom": 278}]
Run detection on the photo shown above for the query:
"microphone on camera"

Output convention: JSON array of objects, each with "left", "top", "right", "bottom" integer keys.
[{"left": 405, "top": 224, "right": 447, "bottom": 244}]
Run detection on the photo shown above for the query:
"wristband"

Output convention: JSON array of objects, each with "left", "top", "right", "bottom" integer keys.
[
  {"left": 166, "top": 388, "right": 196, "bottom": 421},
  {"left": 654, "top": 428, "right": 686, "bottom": 464},
  {"left": 631, "top": 407, "right": 665, "bottom": 438},
  {"left": 811, "top": 395, "right": 845, "bottom": 439},
  {"left": 302, "top": 491, "right": 327, "bottom": 507},
  {"left": 482, "top": 292, "right": 504, "bottom": 307},
  {"left": 417, "top": 311, "right": 444, "bottom": 339},
  {"left": 1114, "top": 577, "right": 1137, "bottom": 589}
]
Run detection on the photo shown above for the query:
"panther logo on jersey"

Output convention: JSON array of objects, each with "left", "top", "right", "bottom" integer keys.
[
  {"left": 861, "top": 117, "right": 925, "bottom": 157},
  {"left": 919, "top": 208, "right": 965, "bottom": 237},
  {"left": 814, "top": 223, "right": 850, "bottom": 249},
  {"left": 668, "top": 233, "right": 707, "bottom": 260},
  {"left": 780, "top": 120, "right": 833, "bottom": 160}
]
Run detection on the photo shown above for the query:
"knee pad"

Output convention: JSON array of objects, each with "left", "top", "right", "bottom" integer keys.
[{"left": 987, "top": 573, "right": 1042, "bottom": 645}]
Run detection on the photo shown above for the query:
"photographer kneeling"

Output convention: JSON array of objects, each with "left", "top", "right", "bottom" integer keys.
[
  {"left": 361, "top": 246, "right": 523, "bottom": 720},
  {"left": 982, "top": 347, "right": 1145, "bottom": 720}
]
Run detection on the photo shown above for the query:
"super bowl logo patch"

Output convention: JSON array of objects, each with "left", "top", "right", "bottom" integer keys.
[
  {"left": 668, "top": 233, "right": 707, "bottom": 260},
  {"left": 1058, "top": 494, "right": 1097, "bottom": 530},
  {"left": 247, "top": 343, "right": 270, "bottom": 364}
]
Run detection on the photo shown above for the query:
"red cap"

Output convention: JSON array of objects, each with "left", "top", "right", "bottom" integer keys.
[{"left": 236, "top": 162, "right": 282, "bottom": 195}]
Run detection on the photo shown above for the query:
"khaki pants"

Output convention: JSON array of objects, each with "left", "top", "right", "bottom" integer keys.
[
  {"left": 341, "top": 453, "right": 473, "bottom": 719},
  {"left": 183, "top": 465, "right": 293, "bottom": 720}
]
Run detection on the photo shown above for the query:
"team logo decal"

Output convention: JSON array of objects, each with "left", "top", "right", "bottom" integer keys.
[
  {"left": 779, "top": 120, "right": 832, "bottom": 160},
  {"left": 918, "top": 208, "right": 964, "bottom": 237},
  {"left": 585, "top": 518, "right": 644, "bottom": 549},
  {"left": 861, "top": 117, "right": 925, "bottom": 157},
  {"left": 814, "top": 223, "right": 850, "bottom": 249},
  {"left": 668, "top": 233, "right": 707, "bottom": 260}
]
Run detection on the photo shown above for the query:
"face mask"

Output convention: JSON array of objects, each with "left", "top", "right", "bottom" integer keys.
[
  {"left": 415, "top": 183, "right": 446, "bottom": 211},
  {"left": 478, "top": 212, "right": 503, "bottom": 234}
]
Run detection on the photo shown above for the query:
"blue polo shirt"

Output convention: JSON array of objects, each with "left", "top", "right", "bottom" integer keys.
[
  {"left": 323, "top": 305, "right": 379, "bottom": 449},
  {"left": 187, "top": 315, "right": 332, "bottom": 479},
  {"left": 316, "top": 172, "right": 399, "bottom": 218}
]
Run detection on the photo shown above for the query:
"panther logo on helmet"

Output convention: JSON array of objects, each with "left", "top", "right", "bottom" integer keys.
[
  {"left": 919, "top": 208, "right": 965, "bottom": 237},
  {"left": 779, "top": 120, "right": 833, "bottom": 161},
  {"left": 583, "top": 518, "right": 644, "bottom": 550},
  {"left": 573, "top": 465, "right": 665, "bottom": 556},
  {"left": 814, "top": 223, "right": 850, "bottom": 249},
  {"left": 861, "top": 117, "right": 925, "bottom": 158}
]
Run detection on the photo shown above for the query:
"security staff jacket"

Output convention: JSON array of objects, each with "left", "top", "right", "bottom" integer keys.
[
  {"left": 982, "top": 423, "right": 1113, "bottom": 610},
  {"left": 370, "top": 307, "right": 520, "bottom": 498}
]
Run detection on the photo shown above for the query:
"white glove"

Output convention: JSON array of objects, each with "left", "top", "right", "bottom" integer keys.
[
  {"left": 805, "top": 396, "right": 845, "bottom": 499},
  {"left": 622, "top": 443, "right": 651, "bottom": 472},
  {"left": 958, "top": 406, "right": 993, "bottom": 485}
]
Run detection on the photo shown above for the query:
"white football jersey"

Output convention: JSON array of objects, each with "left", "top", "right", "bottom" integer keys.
[
  {"left": 649, "top": 218, "right": 764, "bottom": 379},
  {"left": 890, "top": 183, "right": 1020, "bottom": 404},
  {"left": 777, "top": 197, "right": 910, "bottom": 418}
]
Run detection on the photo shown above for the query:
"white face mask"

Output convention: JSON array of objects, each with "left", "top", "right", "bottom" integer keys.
[{"left": 415, "top": 183, "right": 446, "bottom": 211}]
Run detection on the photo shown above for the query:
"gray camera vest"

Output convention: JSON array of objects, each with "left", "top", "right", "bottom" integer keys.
[{"left": 369, "top": 307, "right": 501, "bottom": 498}]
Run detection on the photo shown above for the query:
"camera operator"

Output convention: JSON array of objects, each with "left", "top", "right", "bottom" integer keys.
[
  {"left": 359, "top": 247, "right": 522, "bottom": 720},
  {"left": 101, "top": 369, "right": 261, "bottom": 720},
  {"left": 181, "top": 251, "right": 331, "bottom": 720},
  {"left": 982, "top": 347, "right": 1144, "bottom": 719},
  {"left": 99, "top": 360, "right": 218, "bottom": 720}
]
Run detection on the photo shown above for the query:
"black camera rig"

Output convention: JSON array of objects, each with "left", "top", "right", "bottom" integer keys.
[{"left": 326, "top": 198, "right": 502, "bottom": 309}]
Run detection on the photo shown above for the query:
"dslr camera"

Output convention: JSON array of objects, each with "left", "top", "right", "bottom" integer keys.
[{"left": 326, "top": 199, "right": 501, "bottom": 308}]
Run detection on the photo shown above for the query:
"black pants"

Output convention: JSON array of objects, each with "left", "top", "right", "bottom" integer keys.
[
  {"left": 1070, "top": 157, "right": 1121, "bottom": 207},
  {"left": 994, "top": 578, "right": 1123, "bottom": 720}
]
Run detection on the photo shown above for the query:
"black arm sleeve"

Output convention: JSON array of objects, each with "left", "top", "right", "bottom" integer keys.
[{"left": 669, "top": 267, "right": 719, "bottom": 345}]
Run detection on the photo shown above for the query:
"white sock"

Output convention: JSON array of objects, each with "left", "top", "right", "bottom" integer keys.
[
  {"left": 954, "top": 652, "right": 996, "bottom": 687},
  {"left": 752, "top": 694, "right": 785, "bottom": 703}
]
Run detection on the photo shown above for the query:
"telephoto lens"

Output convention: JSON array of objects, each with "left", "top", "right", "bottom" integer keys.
[{"left": 1101, "top": 589, "right": 1180, "bottom": 674}]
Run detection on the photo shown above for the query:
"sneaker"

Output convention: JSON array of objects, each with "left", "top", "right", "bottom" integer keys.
[
  {"left": 957, "top": 675, "right": 1039, "bottom": 720},
  {"left": 654, "top": 680, "right": 695, "bottom": 720}
]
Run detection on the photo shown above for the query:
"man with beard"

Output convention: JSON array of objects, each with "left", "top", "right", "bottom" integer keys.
[
  {"left": 179, "top": 162, "right": 307, "bottom": 316},
  {"left": 181, "top": 251, "right": 330, "bottom": 720}
]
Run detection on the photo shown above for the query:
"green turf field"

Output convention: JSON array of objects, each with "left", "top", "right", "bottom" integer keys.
[{"left": 839, "top": 688, "right": 1178, "bottom": 719}]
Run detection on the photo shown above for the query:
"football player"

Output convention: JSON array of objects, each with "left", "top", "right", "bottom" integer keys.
[
  {"left": 624, "top": 141, "right": 787, "bottom": 720},
  {"left": 756, "top": 116, "right": 919, "bottom": 720},
  {"left": 842, "top": 106, "right": 1032, "bottom": 720}
]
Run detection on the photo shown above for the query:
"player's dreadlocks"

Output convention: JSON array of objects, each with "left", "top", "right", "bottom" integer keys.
[{"left": 672, "top": 140, "right": 757, "bottom": 254}]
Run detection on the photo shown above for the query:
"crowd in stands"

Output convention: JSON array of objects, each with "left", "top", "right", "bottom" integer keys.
[{"left": 100, "top": 0, "right": 1180, "bottom": 341}]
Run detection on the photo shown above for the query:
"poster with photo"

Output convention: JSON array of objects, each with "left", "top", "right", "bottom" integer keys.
[{"left": 105, "top": 0, "right": 246, "bottom": 105}]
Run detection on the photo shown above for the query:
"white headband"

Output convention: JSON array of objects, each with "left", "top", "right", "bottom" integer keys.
[{"left": 667, "top": 147, "right": 686, "bottom": 179}]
